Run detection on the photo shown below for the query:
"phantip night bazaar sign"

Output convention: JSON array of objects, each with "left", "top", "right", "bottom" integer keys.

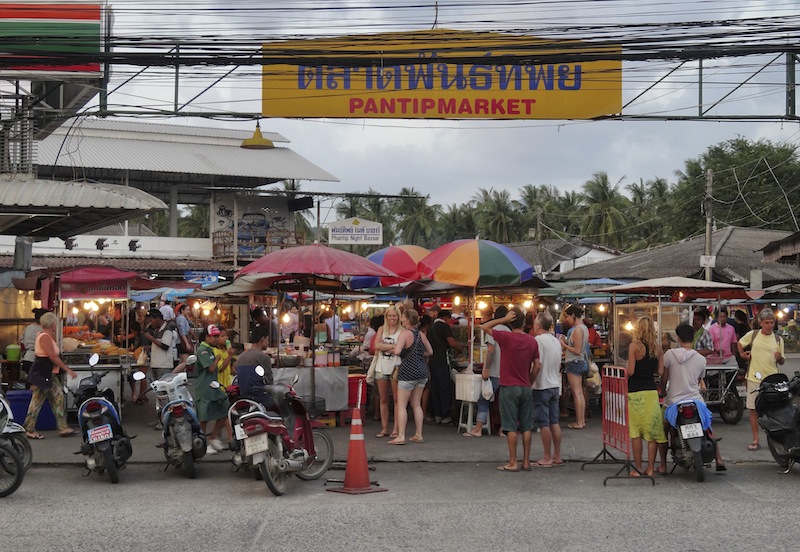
[{"left": 262, "top": 29, "right": 621, "bottom": 120}]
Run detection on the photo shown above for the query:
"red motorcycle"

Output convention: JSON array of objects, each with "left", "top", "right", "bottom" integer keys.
[{"left": 213, "top": 369, "right": 333, "bottom": 496}]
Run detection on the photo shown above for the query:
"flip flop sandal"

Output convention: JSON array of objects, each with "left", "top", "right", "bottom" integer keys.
[{"left": 26, "top": 433, "right": 45, "bottom": 440}]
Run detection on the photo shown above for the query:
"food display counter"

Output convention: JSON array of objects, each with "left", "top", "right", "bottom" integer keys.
[
  {"left": 62, "top": 349, "right": 132, "bottom": 419},
  {"left": 272, "top": 366, "right": 348, "bottom": 412}
]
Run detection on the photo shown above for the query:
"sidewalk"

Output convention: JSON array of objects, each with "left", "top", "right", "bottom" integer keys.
[{"left": 22, "top": 397, "right": 776, "bottom": 467}]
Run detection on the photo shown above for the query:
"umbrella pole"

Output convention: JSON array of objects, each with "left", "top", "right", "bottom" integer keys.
[
  {"left": 469, "top": 288, "right": 476, "bottom": 370},
  {"left": 311, "top": 278, "right": 317, "bottom": 402}
]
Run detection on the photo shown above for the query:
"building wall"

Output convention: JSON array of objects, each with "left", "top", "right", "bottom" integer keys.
[{"left": 558, "top": 250, "right": 618, "bottom": 274}]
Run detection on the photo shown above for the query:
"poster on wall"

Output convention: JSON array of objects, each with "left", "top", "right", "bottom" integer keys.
[{"left": 212, "top": 194, "right": 292, "bottom": 256}]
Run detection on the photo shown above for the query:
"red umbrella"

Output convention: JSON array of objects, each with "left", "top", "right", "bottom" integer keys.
[
  {"left": 235, "top": 243, "right": 399, "bottom": 280},
  {"left": 350, "top": 244, "right": 430, "bottom": 288}
]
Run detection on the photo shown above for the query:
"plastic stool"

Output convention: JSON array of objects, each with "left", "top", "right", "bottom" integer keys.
[{"left": 457, "top": 401, "right": 491, "bottom": 435}]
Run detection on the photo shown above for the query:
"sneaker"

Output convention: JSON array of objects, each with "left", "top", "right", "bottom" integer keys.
[
  {"left": 433, "top": 417, "right": 442, "bottom": 424},
  {"left": 440, "top": 417, "right": 452, "bottom": 425},
  {"left": 209, "top": 438, "right": 225, "bottom": 452},
  {"left": 153, "top": 423, "right": 163, "bottom": 431},
  {"left": 205, "top": 445, "right": 218, "bottom": 455}
]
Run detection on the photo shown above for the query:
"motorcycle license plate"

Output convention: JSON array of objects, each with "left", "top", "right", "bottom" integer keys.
[
  {"left": 234, "top": 423, "right": 246, "bottom": 441},
  {"left": 244, "top": 433, "right": 269, "bottom": 456},
  {"left": 680, "top": 423, "right": 703, "bottom": 439},
  {"left": 87, "top": 424, "right": 113, "bottom": 444},
  {"left": 737, "top": 385, "right": 746, "bottom": 398}
]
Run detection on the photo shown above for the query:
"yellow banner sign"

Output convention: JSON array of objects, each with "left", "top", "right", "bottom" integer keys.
[{"left": 262, "top": 30, "right": 621, "bottom": 120}]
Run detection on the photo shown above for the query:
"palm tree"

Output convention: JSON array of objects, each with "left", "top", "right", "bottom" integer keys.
[
  {"left": 394, "top": 187, "right": 442, "bottom": 248},
  {"left": 579, "top": 172, "right": 629, "bottom": 248},
  {"left": 437, "top": 203, "right": 477, "bottom": 245},
  {"left": 472, "top": 188, "right": 522, "bottom": 243},
  {"left": 178, "top": 204, "right": 209, "bottom": 238}
]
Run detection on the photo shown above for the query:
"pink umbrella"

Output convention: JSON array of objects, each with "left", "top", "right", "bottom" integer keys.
[{"left": 236, "top": 243, "right": 398, "bottom": 280}]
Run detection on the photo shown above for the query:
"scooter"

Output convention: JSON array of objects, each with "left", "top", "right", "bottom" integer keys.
[
  {"left": 213, "top": 367, "right": 333, "bottom": 496},
  {"left": 133, "top": 355, "right": 205, "bottom": 478},
  {"left": 0, "top": 387, "right": 25, "bottom": 497},
  {"left": 72, "top": 354, "right": 133, "bottom": 484},
  {"left": 0, "top": 384, "right": 32, "bottom": 472},
  {"left": 754, "top": 371, "right": 800, "bottom": 473},
  {"left": 667, "top": 400, "right": 717, "bottom": 482}
]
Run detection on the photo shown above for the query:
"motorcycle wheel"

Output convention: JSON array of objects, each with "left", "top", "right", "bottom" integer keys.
[
  {"left": 719, "top": 394, "right": 744, "bottom": 425},
  {"left": 296, "top": 429, "right": 334, "bottom": 481},
  {"left": 766, "top": 436, "right": 791, "bottom": 469},
  {"left": 0, "top": 444, "right": 24, "bottom": 497},
  {"left": 184, "top": 451, "right": 196, "bottom": 479},
  {"left": 692, "top": 450, "right": 705, "bottom": 482},
  {"left": 102, "top": 447, "right": 119, "bottom": 484},
  {"left": 7, "top": 434, "right": 32, "bottom": 473},
  {"left": 259, "top": 439, "right": 287, "bottom": 496}
]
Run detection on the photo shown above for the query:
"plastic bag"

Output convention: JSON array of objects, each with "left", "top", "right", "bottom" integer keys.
[
  {"left": 481, "top": 378, "right": 494, "bottom": 401},
  {"left": 137, "top": 349, "right": 148, "bottom": 366},
  {"left": 366, "top": 354, "right": 377, "bottom": 384}
]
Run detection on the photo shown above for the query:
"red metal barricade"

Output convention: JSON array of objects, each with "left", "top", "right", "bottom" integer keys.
[{"left": 582, "top": 364, "right": 654, "bottom": 485}]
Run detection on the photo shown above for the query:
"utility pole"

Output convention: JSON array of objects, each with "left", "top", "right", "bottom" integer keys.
[{"left": 704, "top": 169, "right": 713, "bottom": 281}]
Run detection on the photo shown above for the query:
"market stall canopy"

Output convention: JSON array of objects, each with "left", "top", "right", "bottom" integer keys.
[
  {"left": 235, "top": 243, "right": 398, "bottom": 281},
  {"left": 596, "top": 276, "right": 758, "bottom": 300},
  {"left": 419, "top": 239, "right": 536, "bottom": 288},
  {"left": 350, "top": 245, "right": 430, "bottom": 289},
  {"left": 0, "top": 174, "right": 167, "bottom": 239},
  {"left": 196, "top": 274, "right": 348, "bottom": 298}
]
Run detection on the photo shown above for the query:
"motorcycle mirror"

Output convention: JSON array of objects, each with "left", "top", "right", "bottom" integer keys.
[
  {"left": 754, "top": 371, "right": 762, "bottom": 380},
  {"left": 185, "top": 354, "right": 198, "bottom": 365},
  {"left": 293, "top": 373, "right": 299, "bottom": 385},
  {"left": 210, "top": 381, "right": 221, "bottom": 389},
  {"left": 132, "top": 371, "right": 146, "bottom": 382},
  {"left": 88, "top": 353, "right": 100, "bottom": 367},
  {"left": 255, "top": 365, "right": 265, "bottom": 377}
]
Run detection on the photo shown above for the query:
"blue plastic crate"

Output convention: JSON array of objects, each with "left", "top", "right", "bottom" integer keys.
[{"left": 6, "top": 389, "right": 57, "bottom": 431}]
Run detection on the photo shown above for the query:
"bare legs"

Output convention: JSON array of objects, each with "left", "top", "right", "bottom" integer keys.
[
  {"left": 749, "top": 409, "right": 760, "bottom": 448},
  {"left": 501, "top": 430, "right": 533, "bottom": 470},
  {"left": 567, "top": 373, "right": 586, "bottom": 428},
  {"left": 376, "top": 378, "right": 399, "bottom": 437},
  {"left": 390, "top": 385, "right": 424, "bottom": 444},
  {"left": 536, "top": 424, "right": 562, "bottom": 465}
]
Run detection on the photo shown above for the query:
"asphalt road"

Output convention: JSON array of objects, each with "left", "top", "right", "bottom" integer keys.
[{"left": 5, "top": 460, "right": 799, "bottom": 552}]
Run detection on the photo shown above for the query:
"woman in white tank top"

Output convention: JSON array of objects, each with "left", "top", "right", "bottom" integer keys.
[{"left": 374, "top": 306, "right": 402, "bottom": 438}]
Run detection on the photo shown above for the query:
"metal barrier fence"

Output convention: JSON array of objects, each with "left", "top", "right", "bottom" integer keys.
[{"left": 582, "top": 364, "right": 654, "bottom": 485}]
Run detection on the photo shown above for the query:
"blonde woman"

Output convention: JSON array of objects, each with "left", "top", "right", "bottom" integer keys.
[
  {"left": 24, "top": 312, "right": 78, "bottom": 439},
  {"left": 626, "top": 316, "right": 667, "bottom": 476},
  {"left": 374, "top": 306, "right": 402, "bottom": 438}
]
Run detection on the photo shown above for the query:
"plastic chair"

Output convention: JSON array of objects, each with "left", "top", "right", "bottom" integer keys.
[{"left": 457, "top": 401, "right": 491, "bottom": 435}]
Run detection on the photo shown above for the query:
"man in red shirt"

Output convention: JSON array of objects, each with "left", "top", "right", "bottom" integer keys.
[{"left": 480, "top": 307, "right": 540, "bottom": 472}]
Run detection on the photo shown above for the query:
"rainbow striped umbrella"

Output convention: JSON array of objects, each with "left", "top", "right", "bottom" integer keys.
[
  {"left": 350, "top": 245, "right": 431, "bottom": 289},
  {"left": 418, "top": 239, "right": 535, "bottom": 287}
]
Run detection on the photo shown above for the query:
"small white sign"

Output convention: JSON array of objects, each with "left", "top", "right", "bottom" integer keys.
[
  {"left": 328, "top": 217, "right": 383, "bottom": 245},
  {"left": 700, "top": 255, "right": 716, "bottom": 268}
]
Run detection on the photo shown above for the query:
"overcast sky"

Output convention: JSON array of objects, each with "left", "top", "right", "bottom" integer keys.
[{"left": 96, "top": 1, "right": 800, "bottom": 220}]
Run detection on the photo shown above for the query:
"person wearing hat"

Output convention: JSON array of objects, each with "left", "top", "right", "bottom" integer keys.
[
  {"left": 195, "top": 324, "right": 228, "bottom": 454},
  {"left": 20, "top": 308, "right": 48, "bottom": 380}
]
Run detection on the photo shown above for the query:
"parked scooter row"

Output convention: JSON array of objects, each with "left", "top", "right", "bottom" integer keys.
[
  {"left": 754, "top": 370, "right": 800, "bottom": 473},
  {"left": 213, "top": 367, "right": 333, "bottom": 496}
]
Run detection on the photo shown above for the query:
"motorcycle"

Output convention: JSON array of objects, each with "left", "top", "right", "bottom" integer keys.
[
  {"left": 754, "top": 371, "right": 800, "bottom": 473},
  {"left": 133, "top": 355, "right": 205, "bottom": 478},
  {"left": 0, "top": 384, "right": 32, "bottom": 472},
  {"left": 213, "top": 367, "right": 333, "bottom": 496},
  {"left": 0, "top": 386, "right": 25, "bottom": 497},
  {"left": 72, "top": 353, "right": 133, "bottom": 483},
  {"left": 667, "top": 400, "right": 717, "bottom": 482}
]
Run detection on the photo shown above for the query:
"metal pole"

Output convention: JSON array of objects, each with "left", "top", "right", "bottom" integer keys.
[{"left": 705, "top": 169, "right": 713, "bottom": 281}]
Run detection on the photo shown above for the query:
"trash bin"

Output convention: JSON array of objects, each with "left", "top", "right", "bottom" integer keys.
[
  {"left": 5, "top": 344, "right": 20, "bottom": 361},
  {"left": 6, "top": 389, "right": 57, "bottom": 431}
]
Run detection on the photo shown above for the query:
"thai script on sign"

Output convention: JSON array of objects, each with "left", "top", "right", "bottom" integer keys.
[{"left": 297, "top": 58, "right": 583, "bottom": 92}]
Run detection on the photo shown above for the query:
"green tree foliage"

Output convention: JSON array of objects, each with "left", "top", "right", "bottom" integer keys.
[
  {"left": 578, "top": 172, "right": 630, "bottom": 248},
  {"left": 394, "top": 187, "right": 442, "bottom": 248}
]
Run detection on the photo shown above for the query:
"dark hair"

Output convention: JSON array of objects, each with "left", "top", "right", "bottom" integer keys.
[
  {"left": 693, "top": 307, "right": 710, "bottom": 321},
  {"left": 509, "top": 307, "right": 525, "bottom": 330},
  {"left": 565, "top": 305, "right": 584, "bottom": 318},
  {"left": 370, "top": 315, "right": 384, "bottom": 331},
  {"left": 32, "top": 308, "right": 49, "bottom": 322},
  {"left": 439, "top": 309, "right": 452, "bottom": 319},
  {"left": 250, "top": 325, "right": 270, "bottom": 344},
  {"left": 494, "top": 305, "right": 509, "bottom": 319},
  {"left": 419, "top": 314, "right": 432, "bottom": 331},
  {"left": 148, "top": 308, "right": 163, "bottom": 319},
  {"left": 675, "top": 323, "right": 695, "bottom": 343},
  {"left": 718, "top": 306, "right": 728, "bottom": 316}
]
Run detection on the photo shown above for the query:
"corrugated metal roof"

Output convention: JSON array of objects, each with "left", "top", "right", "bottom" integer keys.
[
  {"left": 0, "top": 174, "right": 166, "bottom": 210},
  {"left": 37, "top": 118, "right": 338, "bottom": 182},
  {"left": 0, "top": 255, "right": 236, "bottom": 274},
  {"left": 562, "top": 227, "right": 800, "bottom": 285}
]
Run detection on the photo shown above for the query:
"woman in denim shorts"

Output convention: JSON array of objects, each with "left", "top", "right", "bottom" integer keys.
[
  {"left": 387, "top": 309, "right": 433, "bottom": 445},
  {"left": 560, "top": 305, "right": 589, "bottom": 429}
]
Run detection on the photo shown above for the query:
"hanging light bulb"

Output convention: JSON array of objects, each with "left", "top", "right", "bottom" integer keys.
[
  {"left": 454, "top": 296, "right": 461, "bottom": 306},
  {"left": 477, "top": 301, "right": 487, "bottom": 310},
  {"left": 193, "top": 301, "right": 201, "bottom": 310},
  {"left": 523, "top": 300, "right": 532, "bottom": 309},
  {"left": 282, "top": 313, "right": 290, "bottom": 324},
  {"left": 203, "top": 309, "right": 211, "bottom": 316},
  {"left": 71, "top": 306, "right": 79, "bottom": 315}
]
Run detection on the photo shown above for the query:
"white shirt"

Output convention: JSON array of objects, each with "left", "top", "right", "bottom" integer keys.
[
  {"left": 159, "top": 304, "right": 175, "bottom": 321},
  {"left": 484, "top": 324, "right": 509, "bottom": 379},
  {"left": 534, "top": 332, "right": 563, "bottom": 391},
  {"left": 326, "top": 314, "right": 340, "bottom": 342},
  {"left": 149, "top": 322, "right": 175, "bottom": 369}
]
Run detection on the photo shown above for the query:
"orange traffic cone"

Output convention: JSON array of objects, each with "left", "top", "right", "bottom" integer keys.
[{"left": 327, "top": 403, "right": 388, "bottom": 495}]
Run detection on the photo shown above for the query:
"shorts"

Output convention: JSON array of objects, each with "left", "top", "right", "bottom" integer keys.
[
  {"left": 398, "top": 378, "right": 427, "bottom": 391},
  {"left": 499, "top": 385, "right": 534, "bottom": 434},
  {"left": 746, "top": 379, "right": 760, "bottom": 410},
  {"left": 375, "top": 367, "right": 398, "bottom": 381},
  {"left": 565, "top": 359, "right": 588, "bottom": 376},
  {"left": 532, "top": 387, "right": 560, "bottom": 428},
  {"left": 177, "top": 342, "right": 191, "bottom": 356},
  {"left": 628, "top": 390, "right": 667, "bottom": 443}
]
